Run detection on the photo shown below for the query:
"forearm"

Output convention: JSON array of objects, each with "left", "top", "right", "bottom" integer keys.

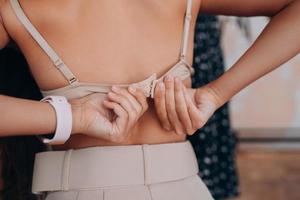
[
  {"left": 0, "top": 94, "right": 56, "bottom": 136},
  {"left": 206, "top": 0, "right": 300, "bottom": 106},
  {"left": 201, "top": 0, "right": 295, "bottom": 17}
]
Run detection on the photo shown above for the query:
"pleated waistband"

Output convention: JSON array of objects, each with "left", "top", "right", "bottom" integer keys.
[{"left": 32, "top": 141, "right": 199, "bottom": 194}]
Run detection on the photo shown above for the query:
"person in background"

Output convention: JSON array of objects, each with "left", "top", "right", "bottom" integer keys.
[{"left": 189, "top": 14, "right": 239, "bottom": 200}]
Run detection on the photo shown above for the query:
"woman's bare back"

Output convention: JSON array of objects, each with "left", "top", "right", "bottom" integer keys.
[{"left": 0, "top": 0, "right": 201, "bottom": 149}]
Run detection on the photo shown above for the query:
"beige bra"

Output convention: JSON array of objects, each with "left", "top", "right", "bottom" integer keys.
[{"left": 10, "top": 0, "right": 194, "bottom": 100}]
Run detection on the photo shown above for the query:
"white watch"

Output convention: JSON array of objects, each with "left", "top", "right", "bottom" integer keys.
[{"left": 39, "top": 96, "right": 72, "bottom": 145}]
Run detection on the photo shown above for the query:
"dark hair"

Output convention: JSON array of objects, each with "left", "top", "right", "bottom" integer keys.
[{"left": 0, "top": 45, "right": 46, "bottom": 200}]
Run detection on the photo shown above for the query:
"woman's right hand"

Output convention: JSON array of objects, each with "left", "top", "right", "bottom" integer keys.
[{"left": 69, "top": 85, "right": 148, "bottom": 143}]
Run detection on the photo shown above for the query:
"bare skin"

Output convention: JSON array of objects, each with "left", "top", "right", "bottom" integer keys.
[
  {"left": 0, "top": 0, "right": 300, "bottom": 150},
  {"left": 154, "top": 0, "right": 300, "bottom": 134},
  {"left": 0, "top": 0, "right": 200, "bottom": 149}
]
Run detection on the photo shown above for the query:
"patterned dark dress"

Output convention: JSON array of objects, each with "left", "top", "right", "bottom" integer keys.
[{"left": 188, "top": 15, "right": 239, "bottom": 199}]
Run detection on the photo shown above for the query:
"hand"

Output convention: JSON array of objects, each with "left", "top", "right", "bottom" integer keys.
[
  {"left": 69, "top": 85, "right": 148, "bottom": 143},
  {"left": 153, "top": 75, "right": 220, "bottom": 135}
]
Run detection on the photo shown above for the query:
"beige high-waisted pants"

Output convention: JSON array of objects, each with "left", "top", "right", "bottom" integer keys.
[{"left": 32, "top": 141, "right": 214, "bottom": 200}]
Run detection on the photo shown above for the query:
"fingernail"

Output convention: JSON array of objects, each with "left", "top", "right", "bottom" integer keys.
[
  {"left": 174, "top": 77, "right": 182, "bottom": 89},
  {"left": 159, "top": 82, "right": 164, "bottom": 89},
  {"left": 163, "top": 125, "right": 171, "bottom": 131},
  {"left": 128, "top": 85, "right": 136, "bottom": 93},
  {"left": 165, "top": 75, "right": 173, "bottom": 81},
  {"left": 111, "top": 86, "right": 120, "bottom": 92},
  {"left": 108, "top": 92, "right": 115, "bottom": 97}
]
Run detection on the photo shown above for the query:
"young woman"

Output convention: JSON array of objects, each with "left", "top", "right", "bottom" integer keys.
[{"left": 0, "top": 0, "right": 299, "bottom": 200}]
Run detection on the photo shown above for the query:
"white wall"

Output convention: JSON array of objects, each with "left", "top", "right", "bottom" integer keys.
[{"left": 221, "top": 16, "right": 300, "bottom": 129}]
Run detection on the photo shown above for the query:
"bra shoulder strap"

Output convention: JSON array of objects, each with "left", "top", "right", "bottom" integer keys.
[
  {"left": 9, "top": 0, "right": 78, "bottom": 84},
  {"left": 180, "top": 0, "right": 193, "bottom": 61}
]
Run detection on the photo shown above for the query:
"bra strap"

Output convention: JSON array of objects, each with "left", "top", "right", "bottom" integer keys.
[
  {"left": 9, "top": 0, "right": 78, "bottom": 84},
  {"left": 180, "top": 0, "right": 193, "bottom": 61}
]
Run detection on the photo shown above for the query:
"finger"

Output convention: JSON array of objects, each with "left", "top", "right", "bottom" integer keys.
[
  {"left": 107, "top": 90, "right": 137, "bottom": 124},
  {"left": 174, "top": 77, "right": 194, "bottom": 134},
  {"left": 164, "top": 75, "right": 185, "bottom": 135},
  {"left": 103, "top": 100, "right": 128, "bottom": 134},
  {"left": 111, "top": 86, "right": 140, "bottom": 115},
  {"left": 128, "top": 85, "right": 149, "bottom": 116},
  {"left": 153, "top": 81, "right": 172, "bottom": 131},
  {"left": 182, "top": 87, "right": 206, "bottom": 130}
]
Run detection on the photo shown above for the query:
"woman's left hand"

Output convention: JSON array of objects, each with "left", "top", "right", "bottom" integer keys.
[{"left": 153, "top": 75, "right": 220, "bottom": 135}]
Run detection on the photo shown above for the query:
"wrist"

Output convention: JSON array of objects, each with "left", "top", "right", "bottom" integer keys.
[
  {"left": 39, "top": 101, "right": 56, "bottom": 133},
  {"left": 198, "top": 83, "right": 227, "bottom": 109},
  {"left": 39, "top": 96, "right": 73, "bottom": 145},
  {"left": 69, "top": 100, "right": 84, "bottom": 135}
]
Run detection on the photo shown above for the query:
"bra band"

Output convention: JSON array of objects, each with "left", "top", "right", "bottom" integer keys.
[{"left": 10, "top": 0, "right": 193, "bottom": 86}]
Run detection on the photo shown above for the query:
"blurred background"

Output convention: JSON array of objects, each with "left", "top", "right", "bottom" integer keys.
[{"left": 221, "top": 16, "right": 300, "bottom": 200}]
